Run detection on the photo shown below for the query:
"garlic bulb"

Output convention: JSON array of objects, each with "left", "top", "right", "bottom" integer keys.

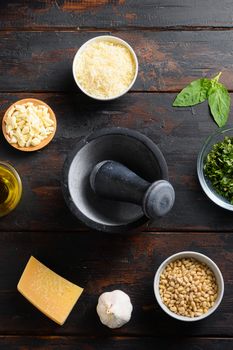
[{"left": 96, "top": 290, "right": 133, "bottom": 329}]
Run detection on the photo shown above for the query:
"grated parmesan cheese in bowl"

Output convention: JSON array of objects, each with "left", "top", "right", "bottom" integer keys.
[
  {"left": 73, "top": 36, "right": 138, "bottom": 100},
  {"left": 2, "top": 99, "right": 56, "bottom": 151}
]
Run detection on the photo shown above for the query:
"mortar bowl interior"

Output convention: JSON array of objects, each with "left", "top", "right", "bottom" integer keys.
[{"left": 62, "top": 128, "right": 168, "bottom": 232}]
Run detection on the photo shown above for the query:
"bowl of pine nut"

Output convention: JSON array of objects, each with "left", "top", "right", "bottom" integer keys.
[{"left": 153, "top": 251, "right": 224, "bottom": 321}]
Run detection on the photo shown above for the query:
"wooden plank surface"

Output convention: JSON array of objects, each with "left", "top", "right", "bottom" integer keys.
[
  {"left": 1, "top": 92, "right": 233, "bottom": 232},
  {"left": 0, "top": 231, "right": 231, "bottom": 336},
  {"left": 1, "top": 30, "right": 233, "bottom": 92},
  {"left": 0, "top": 336, "right": 232, "bottom": 350},
  {"left": 1, "top": 1, "right": 233, "bottom": 29},
  {"left": 1, "top": 1, "right": 233, "bottom": 348}
]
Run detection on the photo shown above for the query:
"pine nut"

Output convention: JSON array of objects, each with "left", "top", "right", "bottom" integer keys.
[{"left": 159, "top": 257, "right": 218, "bottom": 318}]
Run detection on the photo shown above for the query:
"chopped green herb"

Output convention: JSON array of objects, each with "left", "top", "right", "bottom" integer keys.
[{"left": 204, "top": 136, "right": 233, "bottom": 203}]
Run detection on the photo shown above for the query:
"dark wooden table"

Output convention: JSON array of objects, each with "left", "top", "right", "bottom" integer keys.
[{"left": 0, "top": 1, "right": 233, "bottom": 349}]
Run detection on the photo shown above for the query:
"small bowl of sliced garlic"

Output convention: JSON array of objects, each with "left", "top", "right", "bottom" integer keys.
[{"left": 2, "top": 98, "right": 56, "bottom": 152}]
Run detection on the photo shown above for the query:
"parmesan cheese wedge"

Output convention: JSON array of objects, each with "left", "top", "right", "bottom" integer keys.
[{"left": 17, "top": 256, "right": 84, "bottom": 325}]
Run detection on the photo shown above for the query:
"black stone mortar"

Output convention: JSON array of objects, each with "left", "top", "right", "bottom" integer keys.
[{"left": 62, "top": 127, "right": 171, "bottom": 232}]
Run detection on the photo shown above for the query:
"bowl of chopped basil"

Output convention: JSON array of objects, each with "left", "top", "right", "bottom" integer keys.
[{"left": 197, "top": 127, "right": 233, "bottom": 210}]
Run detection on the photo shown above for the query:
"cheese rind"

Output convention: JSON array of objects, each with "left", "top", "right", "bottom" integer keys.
[{"left": 17, "top": 256, "right": 83, "bottom": 325}]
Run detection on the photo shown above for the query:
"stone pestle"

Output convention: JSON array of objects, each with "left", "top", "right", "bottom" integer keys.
[{"left": 90, "top": 160, "right": 175, "bottom": 219}]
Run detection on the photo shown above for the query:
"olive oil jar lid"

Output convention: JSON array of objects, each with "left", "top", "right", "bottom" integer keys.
[{"left": 0, "top": 161, "right": 22, "bottom": 217}]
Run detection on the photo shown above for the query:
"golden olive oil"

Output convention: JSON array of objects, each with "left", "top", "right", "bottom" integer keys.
[{"left": 0, "top": 162, "right": 22, "bottom": 217}]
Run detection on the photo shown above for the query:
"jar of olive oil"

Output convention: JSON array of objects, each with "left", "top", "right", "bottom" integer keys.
[{"left": 0, "top": 161, "right": 22, "bottom": 217}]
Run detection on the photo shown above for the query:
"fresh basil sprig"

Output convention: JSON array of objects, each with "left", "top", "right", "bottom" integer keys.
[
  {"left": 173, "top": 78, "right": 211, "bottom": 107},
  {"left": 173, "top": 72, "right": 231, "bottom": 127}
]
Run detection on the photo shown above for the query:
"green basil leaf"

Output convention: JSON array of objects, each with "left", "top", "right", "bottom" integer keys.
[
  {"left": 208, "top": 83, "right": 230, "bottom": 127},
  {"left": 173, "top": 78, "right": 211, "bottom": 107},
  {"left": 211, "top": 72, "right": 222, "bottom": 84}
]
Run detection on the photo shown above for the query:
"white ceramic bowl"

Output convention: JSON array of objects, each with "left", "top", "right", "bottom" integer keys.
[
  {"left": 72, "top": 35, "right": 138, "bottom": 101},
  {"left": 153, "top": 251, "right": 224, "bottom": 321}
]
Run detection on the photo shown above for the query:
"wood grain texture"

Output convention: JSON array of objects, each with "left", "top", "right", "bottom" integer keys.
[
  {"left": 1, "top": 92, "right": 233, "bottom": 232},
  {"left": 1, "top": 30, "right": 233, "bottom": 92},
  {"left": 0, "top": 336, "right": 232, "bottom": 350},
  {"left": 1, "top": 0, "right": 233, "bottom": 29},
  {"left": 0, "top": 231, "right": 231, "bottom": 336},
  {"left": 1, "top": 0, "right": 233, "bottom": 348}
]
